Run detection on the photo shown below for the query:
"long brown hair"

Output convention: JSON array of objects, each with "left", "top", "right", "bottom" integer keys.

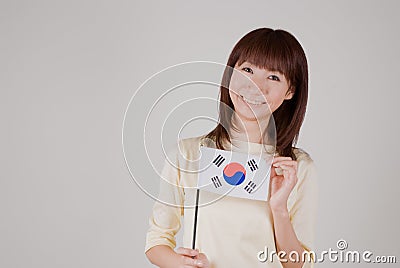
[{"left": 205, "top": 28, "right": 309, "bottom": 160}]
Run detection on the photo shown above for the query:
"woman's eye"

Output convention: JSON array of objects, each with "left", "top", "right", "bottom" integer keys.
[
  {"left": 242, "top": 67, "right": 253, "bottom": 74},
  {"left": 268, "top": 75, "right": 280, "bottom": 81}
]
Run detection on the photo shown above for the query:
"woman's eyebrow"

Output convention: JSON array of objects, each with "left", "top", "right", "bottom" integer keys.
[
  {"left": 265, "top": 69, "right": 282, "bottom": 74},
  {"left": 239, "top": 61, "right": 250, "bottom": 66}
]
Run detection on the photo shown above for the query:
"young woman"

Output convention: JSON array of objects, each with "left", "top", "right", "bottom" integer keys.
[{"left": 145, "top": 28, "right": 318, "bottom": 268}]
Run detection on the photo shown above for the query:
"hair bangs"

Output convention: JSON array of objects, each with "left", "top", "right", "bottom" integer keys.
[{"left": 236, "top": 33, "right": 295, "bottom": 86}]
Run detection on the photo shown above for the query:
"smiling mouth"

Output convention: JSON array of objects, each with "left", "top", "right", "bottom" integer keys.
[{"left": 239, "top": 94, "right": 267, "bottom": 105}]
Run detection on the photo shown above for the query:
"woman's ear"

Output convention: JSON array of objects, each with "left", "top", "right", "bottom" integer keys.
[{"left": 284, "top": 87, "right": 294, "bottom": 100}]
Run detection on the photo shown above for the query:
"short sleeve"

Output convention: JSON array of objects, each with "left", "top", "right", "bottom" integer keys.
[
  {"left": 144, "top": 142, "right": 185, "bottom": 253},
  {"left": 289, "top": 157, "right": 319, "bottom": 268}
]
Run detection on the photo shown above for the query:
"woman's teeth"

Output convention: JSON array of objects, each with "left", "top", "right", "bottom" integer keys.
[{"left": 240, "top": 95, "right": 266, "bottom": 105}]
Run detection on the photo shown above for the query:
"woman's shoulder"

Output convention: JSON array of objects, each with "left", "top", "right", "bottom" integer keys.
[
  {"left": 178, "top": 133, "right": 215, "bottom": 148},
  {"left": 293, "top": 146, "right": 313, "bottom": 162},
  {"left": 292, "top": 146, "right": 318, "bottom": 182},
  {"left": 173, "top": 134, "right": 208, "bottom": 159},
  {"left": 177, "top": 134, "right": 205, "bottom": 148}
]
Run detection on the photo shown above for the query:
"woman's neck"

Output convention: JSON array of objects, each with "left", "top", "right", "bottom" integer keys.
[{"left": 229, "top": 114, "right": 270, "bottom": 144}]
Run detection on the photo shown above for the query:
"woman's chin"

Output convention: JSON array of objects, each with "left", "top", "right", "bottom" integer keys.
[
  {"left": 235, "top": 109, "right": 270, "bottom": 122},
  {"left": 235, "top": 103, "right": 267, "bottom": 116}
]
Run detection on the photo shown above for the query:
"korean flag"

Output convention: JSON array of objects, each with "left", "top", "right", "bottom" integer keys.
[{"left": 197, "top": 146, "right": 274, "bottom": 201}]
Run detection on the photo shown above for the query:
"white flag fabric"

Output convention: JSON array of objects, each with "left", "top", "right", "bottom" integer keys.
[{"left": 197, "top": 146, "right": 274, "bottom": 201}]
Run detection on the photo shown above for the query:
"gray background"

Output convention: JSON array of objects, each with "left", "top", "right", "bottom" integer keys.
[{"left": 1, "top": 0, "right": 399, "bottom": 267}]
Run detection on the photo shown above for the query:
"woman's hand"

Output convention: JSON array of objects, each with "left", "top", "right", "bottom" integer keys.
[
  {"left": 175, "top": 247, "right": 210, "bottom": 268},
  {"left": 269, "top": 156, "right": 298, "bottom": 213}
]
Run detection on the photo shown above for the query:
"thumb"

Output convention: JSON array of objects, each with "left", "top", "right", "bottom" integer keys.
[{"left": 270, "top": 165, "right": 277, "bottom": 178}]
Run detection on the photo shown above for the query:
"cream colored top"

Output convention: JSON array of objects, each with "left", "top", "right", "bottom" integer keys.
[{"left": 145, "top": 134, "right": 318, "bottom": 268}]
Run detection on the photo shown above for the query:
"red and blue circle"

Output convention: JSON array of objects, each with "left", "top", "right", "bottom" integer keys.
[{"left": 223, "top": 162, "right": 246, "bottom": 186}]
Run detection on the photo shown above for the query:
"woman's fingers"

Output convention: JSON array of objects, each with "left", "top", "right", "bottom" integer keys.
[
  {"left": 279, "top": 164, "right": 295, "bottom": 172},
  {"left": 197, "top": 253, "right": 210, "bottom": 267},
  {"left": 279, "top": 164, "right": 298, "bottom": 184},
  {"left": 270, "top": 163, "right": 277, "bottom": 177},
  {"left": 271, "top": 158, "right": 297, "bottom": 177},
  {"left": 180, "top": 255, "right": 204, "bottom": 267},
  {"left": 272, "top": 156, "right": 296, "bottom": 167},
  {"left": 273, "top": 159, "right": 297, "bottom": 167},
  {"left": 272, "top": 156, "right": 292, "bottom": 163},
  {"left": 176, "top": 247, "right": 204, "bottom": 267},
  {"left": 176, "top": 247, "right": 199, "bottom": 257},
  {"left": 273, "top": 160, "right": 297, "bottom": 175}
]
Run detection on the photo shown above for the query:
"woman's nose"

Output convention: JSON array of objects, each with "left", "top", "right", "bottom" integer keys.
[{"left": 248, "top": 75, "right": 267, "bottom": 94}]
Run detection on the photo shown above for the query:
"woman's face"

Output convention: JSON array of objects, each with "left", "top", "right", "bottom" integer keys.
[{"left": 229, "top": 61, "right": 294, "bottom": 121}]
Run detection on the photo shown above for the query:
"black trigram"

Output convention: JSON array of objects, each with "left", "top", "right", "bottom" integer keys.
[
  {"left": 244, "top": 180, "right": 256, "bottom": 193},
  {"left": 212, "top": 154, "right": 225, "bottom": 167},
  {"left": 247, "top": 159, "right": 258, "bottom": 172},
  {"left": 211, "top": 176, "right": 222, "bottom": 188}
]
